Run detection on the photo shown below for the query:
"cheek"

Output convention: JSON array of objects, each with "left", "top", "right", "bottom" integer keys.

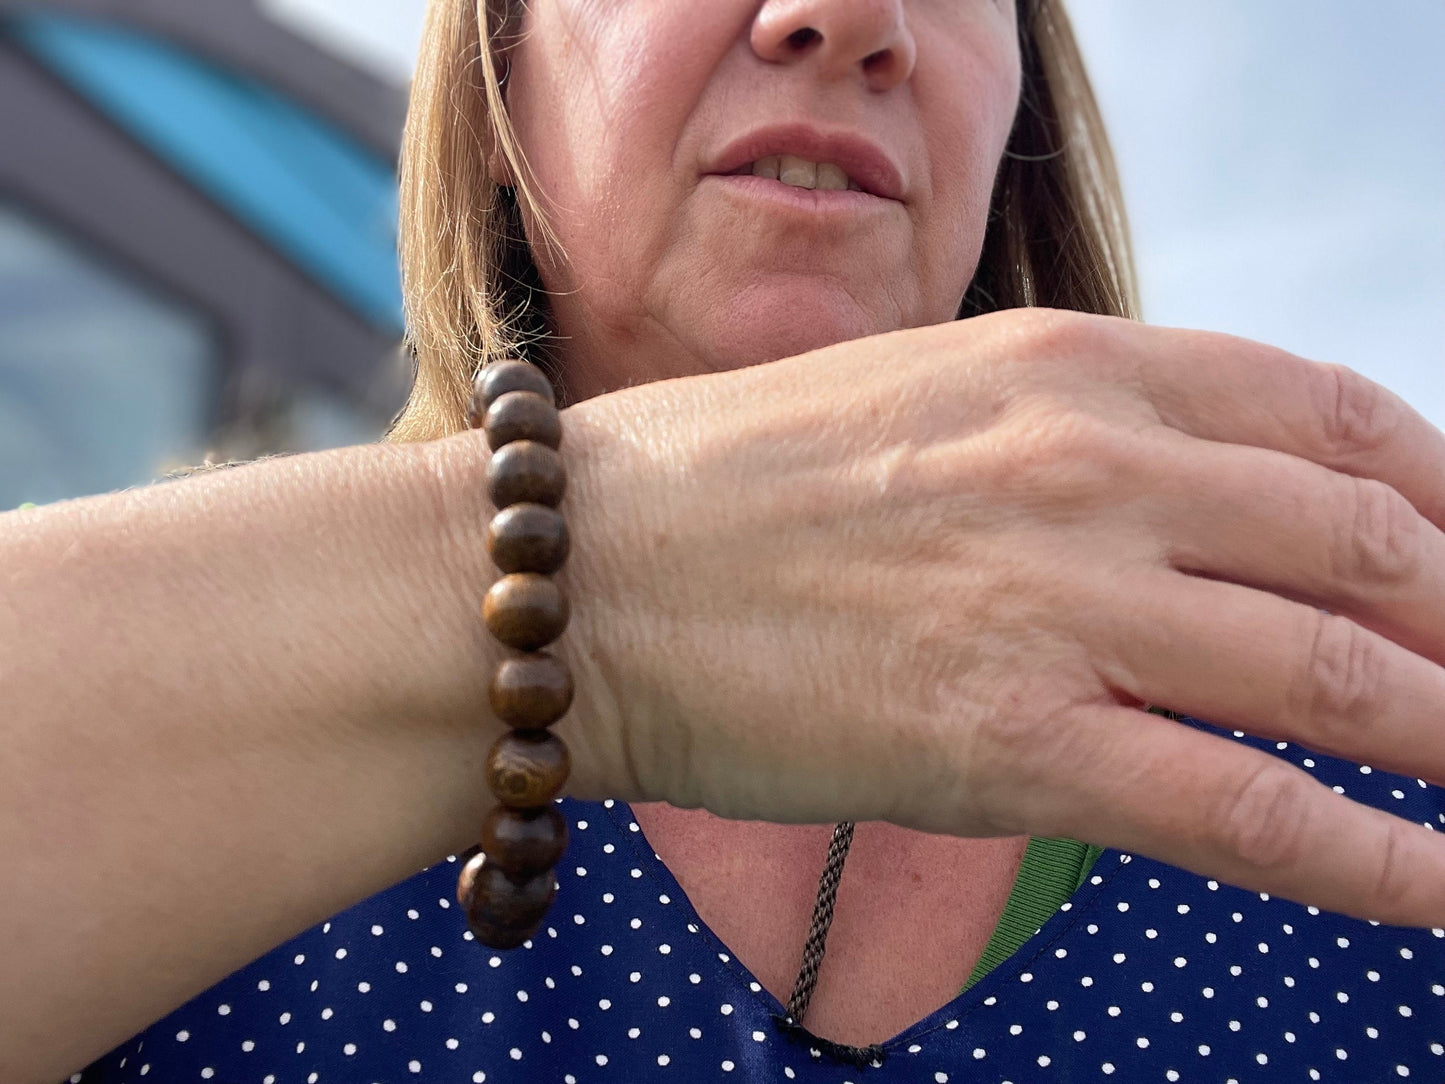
[
  {"left": 505, "top": 2, "right": 714, "bottom": 297},
  {"left": 918, "top": 29, "right": 1022, "bottom": 279},
  {"left": 505, "top": 13, "right": 616, "bottom": 282}
]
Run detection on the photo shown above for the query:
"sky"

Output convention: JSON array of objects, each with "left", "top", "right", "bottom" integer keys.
[{"left": 260, "top": 0, "right": 1444, "bottom": 429}]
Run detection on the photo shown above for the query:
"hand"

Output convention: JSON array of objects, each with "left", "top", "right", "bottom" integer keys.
[{"left": 553, "top": 307, "right": 1445, "bottom": 928}]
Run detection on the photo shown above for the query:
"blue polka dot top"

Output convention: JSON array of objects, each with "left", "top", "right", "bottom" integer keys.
[{"left": 80, "top": 717, "right": 1445, "bottom": 1082}]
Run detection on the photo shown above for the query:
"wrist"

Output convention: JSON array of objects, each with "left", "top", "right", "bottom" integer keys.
[
  {"left": 420, "top": 407, "right": 637, "bottom": 807},
  {"left": 547, "top": 398, "right": 643, "bottom": 802}
]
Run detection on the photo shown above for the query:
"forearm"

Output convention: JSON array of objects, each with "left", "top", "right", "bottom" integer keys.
[{"left": 0, "top": 433, "right": 518, "bottom": 1081}]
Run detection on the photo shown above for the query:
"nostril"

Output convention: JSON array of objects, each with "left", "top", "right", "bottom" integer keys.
[
  {"left": 786, "top": 27, "right": 821, "bottom": 50},
  {"left": 862, "top": 49, "right": 889, "bottom": 71}
]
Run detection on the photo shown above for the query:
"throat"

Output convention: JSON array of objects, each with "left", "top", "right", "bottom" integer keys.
[{"left": 629, "top": 803, "right": 1029, "bottom": 1047}]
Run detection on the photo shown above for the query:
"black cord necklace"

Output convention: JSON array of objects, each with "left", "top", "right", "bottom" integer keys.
[
  {"left": 786, "top": 820, "right": 856, "bottom": 1022},
  {"left": 775, "top": 820, "right": 889, "bottom": 1067}
]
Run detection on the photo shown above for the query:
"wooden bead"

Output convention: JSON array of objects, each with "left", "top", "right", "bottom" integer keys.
[
  {"left": 457, "top": 850, "right": 557, "bottom": 949},
  {"left": 487, "top": 440, "right": 566, "bottom": 508},
  {"left": 470, "top": 361, "right": 556, "bottom": 426},
  {"left": 481, "top": 804, "right": 569, "bottom": 878},
  {"left": 485, "top": 391, "right": 561, "bottom": 452},
  {"left": 490, "top": 651, "right": 574, "bottom": 728},
  {"left": 486, "top": 729, "right": 570, "bottom": 808},
  {"left": 487, "top": 503, "right": 569, "bottom": 575},
  {"left": 483, "top": 573, "right": 569, "bottom": 650}
]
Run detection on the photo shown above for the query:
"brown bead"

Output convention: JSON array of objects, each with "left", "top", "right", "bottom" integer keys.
[
  {"left": 487, "top": 440, "right": 566, "bottom": 509},
  {"left": 481, "top": 804, "right": 569, "bottom": 878},
  {"left": 457, "top": 850, "right": 556, "bottom": 949},
  {"left": 486, "top": 729, "right": 570, "bottom": 808},
  {"left": 487, "top": 503, "right": 569, "bottom": 575},
  {"left": 484, "top": 391, "right": 561, "bottom": 452},
  {"left": 490, "top": 650, "right": 574, "bottom": 728},
  {"left": 470, "top": 361, "right": 556, "bottom": 428},
  {"left": 483, "top": 573, "right": 569, "bottom": 650}
]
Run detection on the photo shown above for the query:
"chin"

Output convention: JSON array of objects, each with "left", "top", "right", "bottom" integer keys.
[{"left": 697, "top": 278, "right": 906, "bottom": 370}]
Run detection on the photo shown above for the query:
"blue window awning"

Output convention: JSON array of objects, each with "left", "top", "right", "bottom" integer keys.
[{"left": 9, "top": 12, "right": 403, "bottom": 333}]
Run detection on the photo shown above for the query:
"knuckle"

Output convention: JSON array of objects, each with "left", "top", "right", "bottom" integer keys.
[
  {"left": 1335, "top": 476, "right": 1422, "bottom": 586},
  {"left": 971, "top": 696, "right": 1045, "bottom": 769},
  {"left": 1291, "top": 612, "right": 1386, "bottom": 742},
  {"left": 968, "top": 690, "right": 1068, "bottom": 797},
  {"left": 1006, "top": 307, "right": 1106, "bottom": 363},
  {"left": 990, "top": 404, "right": 1138, "bottom": 503},
  {"left": 1318, "top": 363, "right": 1402, "bottom": 457},
  {"left": 965, "top": 688, "right": 1098, "bottom": 835},
  {"left": 1215, "top": 761, "right": 1314, "bottom": 874},
  {"left": 1369, "top": 816, "right": 1415, "bottom": 916}
]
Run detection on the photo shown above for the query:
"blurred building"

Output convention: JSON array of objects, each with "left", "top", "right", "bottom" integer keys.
[{"left": 0, "top": 0, "right": 412, "bottom": 508}]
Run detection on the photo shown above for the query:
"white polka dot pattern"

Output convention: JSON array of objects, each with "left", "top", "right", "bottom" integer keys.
[{"left": 76, "top": 717, "right": 1444, "bottom": 1081}]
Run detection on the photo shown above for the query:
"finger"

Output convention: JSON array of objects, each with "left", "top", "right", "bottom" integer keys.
[
  {"left": 1095, "top": 317, "right": 1445, "bottom": 529},
  {"left": 1091, "top": 569, "right": 1445, "bottom": 789},
  {"left": 1029, "top": 702, "right": 1445, "bottom": 928},
  {"left": 1144, "top": 428, "right": 1445, "bottom": 665}
]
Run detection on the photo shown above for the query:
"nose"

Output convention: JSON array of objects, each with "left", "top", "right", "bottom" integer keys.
[{"left": 751, "top": 0, "right": 917, "bottom": 92}]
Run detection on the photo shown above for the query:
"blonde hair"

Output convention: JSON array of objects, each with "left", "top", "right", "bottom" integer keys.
[{"left": 386, "top": 0, "right": 1137, "bottom": 444}]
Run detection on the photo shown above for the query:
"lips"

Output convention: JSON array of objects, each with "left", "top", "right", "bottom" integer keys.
[{"left": 705, "top": 124, "right": 905, "bottom": 201}]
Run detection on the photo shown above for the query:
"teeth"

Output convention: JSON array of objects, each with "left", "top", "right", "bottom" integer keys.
[
  {"left": 751, "top": 155, "right": 780, "bottom": 179},
  {"left": 778, "top": 155, "right": 816, "bottom": 189},
  {"left": 815, "top": 162, "right": 847, "bottom": 191},
  {"left": 748, "top": 156, "right": 861, "bottom": 192}
]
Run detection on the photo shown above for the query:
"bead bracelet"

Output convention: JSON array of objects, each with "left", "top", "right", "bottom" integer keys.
[{"left": 457, "top": 360, "right": 573, "bottom": 949}]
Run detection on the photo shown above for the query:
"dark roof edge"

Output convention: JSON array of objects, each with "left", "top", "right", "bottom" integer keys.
[{"left": 0, "top": 0, "right": 406, "bottom": 160}]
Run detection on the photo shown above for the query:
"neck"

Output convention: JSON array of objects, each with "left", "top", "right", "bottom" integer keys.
[
  {"left": 546, "top": 292, "right": 871, "bottom": 406},
  {"left": 546, "top": 295, "right": 710, "bottom": 406}
]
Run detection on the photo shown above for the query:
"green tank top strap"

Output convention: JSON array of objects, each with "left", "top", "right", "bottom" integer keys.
[{"left": 962, "top": 835, "right": 1107, "bottom": 992}]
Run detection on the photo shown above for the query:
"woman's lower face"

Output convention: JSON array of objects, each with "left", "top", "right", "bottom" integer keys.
[{"left": 500, "top": 0, "right": 1025, "bottom": 401}]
